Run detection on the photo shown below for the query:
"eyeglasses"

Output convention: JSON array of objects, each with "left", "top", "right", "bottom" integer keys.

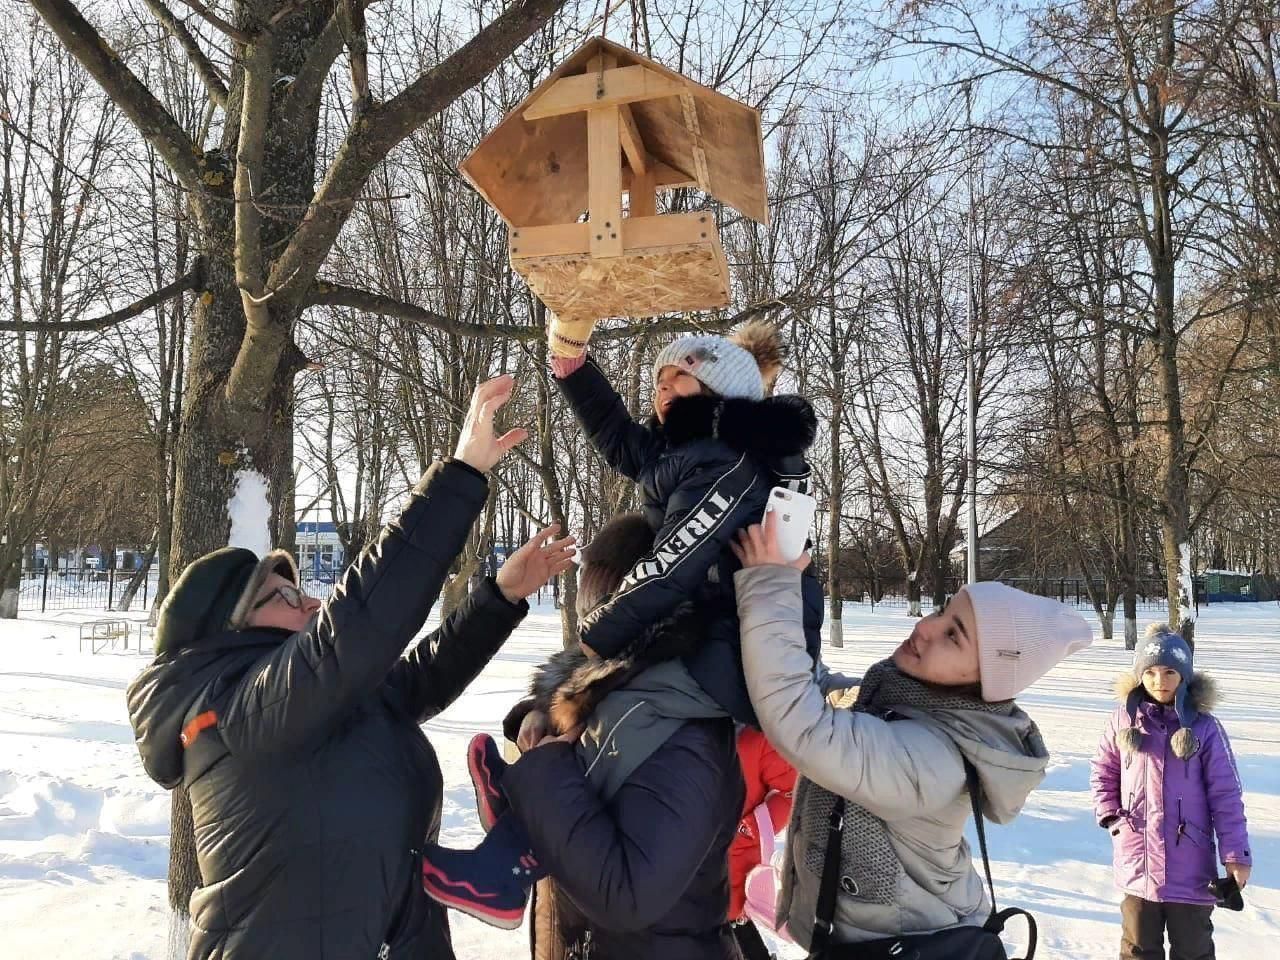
[{"left": 251, "top": 584, "right": 308, "bottom": 612}]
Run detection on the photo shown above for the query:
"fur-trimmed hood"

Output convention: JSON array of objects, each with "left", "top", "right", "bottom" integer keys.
[
  {"left": 1114, "top": 671, "right": 1220, "bottom": 714},
  {"left": 530, "top": 602, "right": 706, "bottom": 733},
  {"left": 656, "top": 392, "right": 817, "bottom": 462},
  {"left": 1114, "top": 671, "right": 1219, "bottom": 759}
]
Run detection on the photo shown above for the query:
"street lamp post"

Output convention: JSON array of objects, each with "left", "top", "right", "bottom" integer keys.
[{"left": 963, "top": 80, "right": 979, "bottom": 586}]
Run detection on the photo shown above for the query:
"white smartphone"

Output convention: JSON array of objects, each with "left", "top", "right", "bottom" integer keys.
[{"left": 763, "top": 486, "right": 817, "bottom": 562}]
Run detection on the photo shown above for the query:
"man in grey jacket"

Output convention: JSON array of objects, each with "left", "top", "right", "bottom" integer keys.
[{"left": 730, "top": 517, "right": 1093, "bottom": 950}]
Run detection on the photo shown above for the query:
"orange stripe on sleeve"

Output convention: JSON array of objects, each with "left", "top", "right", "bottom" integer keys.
[{"left": 180, "top": 710, "right": 218, "bottom": 748}]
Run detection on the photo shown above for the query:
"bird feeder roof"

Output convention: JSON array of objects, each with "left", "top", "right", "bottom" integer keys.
[{"left": 460, "top": 37, "right": 768, "bottom": 228}]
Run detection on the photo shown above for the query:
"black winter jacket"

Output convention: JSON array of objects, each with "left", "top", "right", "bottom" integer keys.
[
  {"left": 556, "top": 357, "right": 825, "bottom": 724},
  {"left": 126, "top": 460, "right": 527, "bottom": 960},
  {"left": 505, "top": 715, "right": 744, "bottom": 960}
]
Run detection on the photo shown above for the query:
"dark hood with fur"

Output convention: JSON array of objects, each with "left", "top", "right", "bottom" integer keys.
[
  {"left": 1114, "top": 670, "right": 1219, "bottom": 714},
  {"left": 530, "top": 602, "right": 706, "bottom": 733},
  {"left": 656, "top": 392, "right": 817, "bottom": 462}
]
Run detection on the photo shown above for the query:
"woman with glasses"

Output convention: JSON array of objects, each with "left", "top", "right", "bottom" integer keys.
[{"left": 126, "top": 376, "right": 576, "bottom": 960}]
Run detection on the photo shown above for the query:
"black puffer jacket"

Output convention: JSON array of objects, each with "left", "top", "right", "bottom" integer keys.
[
  {"left": 507, "top": 720, "right": 742, "bottom": 960},
  {"left": 502, "top": 605, "right": 744, "bottom": 959},
  {"left": 556, "top": 357, "right": 825, "bottom": 724},
  {"left": 126, "top": 461, "right": 527, "bottom": 960}
]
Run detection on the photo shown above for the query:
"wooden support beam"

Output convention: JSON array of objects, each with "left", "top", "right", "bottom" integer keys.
[
  {"left": 587, "top": 107, "right": 624, "bottom": 258},
  {"left": 622, "top": 212, "right": 713, "bottom": 250},
  {"left": 629, "top": 164, "right": 657, "bottom": 218},
  {"left": 509, "top": 222, "right": 589, "bottom": 260},
  {"left": 680, "top": 93, "right": 711, "bottom": 191},
  {"left": 618, "top": 103, "right": 646, "bottom": 175},
  {"left": 586, "top": 53, "right": 624, "bottom": 259},
  {"left": 622, "top": 160, "right": 696, "bottom": 191},
  {"left": 523, "top": 65, "right": 685, "bottom": 121},
  {"left": 508, "top": 212, "right": 720, "bottom": 261}
]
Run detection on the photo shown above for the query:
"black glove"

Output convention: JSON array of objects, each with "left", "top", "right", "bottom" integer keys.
[{"left": 1208, "top": 876, "right": 1244, "bottom": 911}]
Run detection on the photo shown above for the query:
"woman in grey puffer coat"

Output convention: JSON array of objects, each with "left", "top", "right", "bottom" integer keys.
[{"left": 729, "top": 518, "right": 1094, "bottom": 949}]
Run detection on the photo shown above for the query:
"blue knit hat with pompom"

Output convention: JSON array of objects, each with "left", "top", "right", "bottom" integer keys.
[{"left": 1117, "top": 622, "right": 1200, "bottom": 759}]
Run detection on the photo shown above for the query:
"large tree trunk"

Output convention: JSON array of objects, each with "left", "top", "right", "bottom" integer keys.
[
  {"left": 827, "top": 376, "right": 844, "bottom": 648},
  {"left": 162, "top": 10, "right": 327, "bottom": 925},
  {"left": 1154, "top": 236, "right": 1195, "bottom": 647},
  {"left": 0, "top": 552, "right": 19, "bottom": 619},
  {"left": 532, "top": 326, "right": 578, "bottom": 650},
  {"left": 906, "top": 569, "right": 923, "bottom": 618}
]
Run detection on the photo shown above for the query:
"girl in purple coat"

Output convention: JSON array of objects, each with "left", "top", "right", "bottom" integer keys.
[{"left": 1090, "top": 623, "right": 1252, "bottom": 960}]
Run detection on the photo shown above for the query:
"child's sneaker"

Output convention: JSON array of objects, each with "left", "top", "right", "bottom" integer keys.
[
  {"left": 467, "top": 733, "right": 509, "bottom": 832},
  {"left": 420, "top": 814, "right": 543, "bottom": 929}
]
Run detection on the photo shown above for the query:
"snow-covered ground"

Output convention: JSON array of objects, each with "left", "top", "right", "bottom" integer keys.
[{"left": 1, "top": 600, "right": 1276, "bottom": 959}]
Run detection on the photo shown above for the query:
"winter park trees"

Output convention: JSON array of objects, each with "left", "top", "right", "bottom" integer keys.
[{"left": 3, "top": 0, "right": 1280, "bottom": 949}]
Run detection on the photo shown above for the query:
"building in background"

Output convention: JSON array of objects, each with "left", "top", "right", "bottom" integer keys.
[{"left": 296, "top": 521, "right": 346, "bottom": 583}]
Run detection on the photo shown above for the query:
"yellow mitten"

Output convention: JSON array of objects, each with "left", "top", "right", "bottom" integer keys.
[{"left": 547, "top": 314, "right": 597, "bottom": 358}]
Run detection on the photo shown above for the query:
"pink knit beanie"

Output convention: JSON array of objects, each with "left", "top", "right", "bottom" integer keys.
[{"left": 962, "top": 582, "right": 1094, "bottom": 701}]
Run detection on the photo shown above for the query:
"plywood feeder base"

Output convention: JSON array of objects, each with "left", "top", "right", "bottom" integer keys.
[
  {"left": 511, "top": 212, "right": 730, "bottom": 346},
  {"left": 525, "top": 241, "right": 729, "bottom": 318}
]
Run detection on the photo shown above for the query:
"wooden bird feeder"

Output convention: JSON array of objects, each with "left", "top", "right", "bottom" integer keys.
[{"left": 460, "top": 38, "right": 768, "bottom": 352}]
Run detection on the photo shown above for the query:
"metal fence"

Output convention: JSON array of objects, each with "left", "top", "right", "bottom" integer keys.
[
  {"left": 17, "top": 567, "right": 158, "bottom": 613},
  {"left": 13, "top": 564, "right": 1231, "bottom": 617},
  {"left": 839, "top": 577, "right": 1180, "bottom": 612}
]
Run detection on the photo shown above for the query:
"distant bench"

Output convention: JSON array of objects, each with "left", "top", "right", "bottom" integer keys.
[{"left": 78, "top": 619, "right": 133, "bottom": 654}]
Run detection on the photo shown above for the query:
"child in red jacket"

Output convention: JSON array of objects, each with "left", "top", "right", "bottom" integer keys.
[{"left": 729, "top": 726, "right": 797, "bottom": 960}]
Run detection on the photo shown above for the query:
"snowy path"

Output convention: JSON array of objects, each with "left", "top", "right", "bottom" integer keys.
[{"left": 1, "top": 602, "right": 1276, "bottom": 958}]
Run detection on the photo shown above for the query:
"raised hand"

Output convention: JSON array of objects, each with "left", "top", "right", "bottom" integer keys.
[
  {"left": 495, "top": 524, "right": 577, "bottom": 603},
  {"left": 453, "top": 375, "right": 528, "bottom": 473},
  {"left": 729, "top": 508, "right": 812, "bottom": 571}
]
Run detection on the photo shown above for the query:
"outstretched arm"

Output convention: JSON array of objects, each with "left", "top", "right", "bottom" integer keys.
[{"left": 552, "top": 355, "right": 661, "bottom": 481}]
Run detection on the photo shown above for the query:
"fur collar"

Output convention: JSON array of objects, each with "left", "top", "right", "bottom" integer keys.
[
  {"left": 1114, "top": 671, "right": 1219, "bottom": 714},
  {"left": 654, "top": 393, "right": 817, "bottom": 461},
  {"left": 530, "top": 602, "right": 705, "bottom": 733}
]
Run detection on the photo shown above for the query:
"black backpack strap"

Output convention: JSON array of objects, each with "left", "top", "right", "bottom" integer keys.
[
  {"left": 809, "top": 797, "right": 846, "bottom": 953},
  {"left": 986, "top": 907, "right": 1038, "bottom": 959},
  {"left": 962, "top": 758, "right": 999, "bottom": 916},
  {"left": 966, "top": 759, "right": 1038, "bottom": 960}
]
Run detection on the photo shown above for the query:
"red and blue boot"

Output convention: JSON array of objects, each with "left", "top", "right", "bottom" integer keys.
[
  {"left": 467, "top": 733, "right": 509, "bottom": 833},
  {"left": 420, "top": 814, "right": 544, "bottom": 929}
]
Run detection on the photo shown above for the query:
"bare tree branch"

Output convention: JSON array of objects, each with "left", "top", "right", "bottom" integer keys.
[
  {"left": 305, "top": 281, "right": 537, "bottom": 337},
  {"left": 27, "top": 0, "right": 206, "bottom": 189},
  {"left": 0, "top": 264, "right": 204, "bottom": 333},
  {"left": 142, "top": 0, "right": 229, "bottom": 108},
  {"left": 282, "top": 12, "right": 344, "bottom": 116},
  {"left": 226, "top": 33, "right": 285, "bottom": 411},
  {"left": 341, "top": 0, "right": 371, "bottom": 115},
  {"left": 304, "top": 282, "right": 783, "bottom": 341},
  {"left": 171, "top": 0, "right": 251, "bottom": 44},
  {"left": 264, "top": 0, "right": 569, "bottom": 304}
]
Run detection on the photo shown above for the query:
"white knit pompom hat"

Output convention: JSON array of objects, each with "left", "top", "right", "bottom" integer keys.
[
  {"left": 962, "top": 582, "right": 1094, "bottom": 701},
  {"left": 651, "top": 335, "right": 765, "bottom": 400}
]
